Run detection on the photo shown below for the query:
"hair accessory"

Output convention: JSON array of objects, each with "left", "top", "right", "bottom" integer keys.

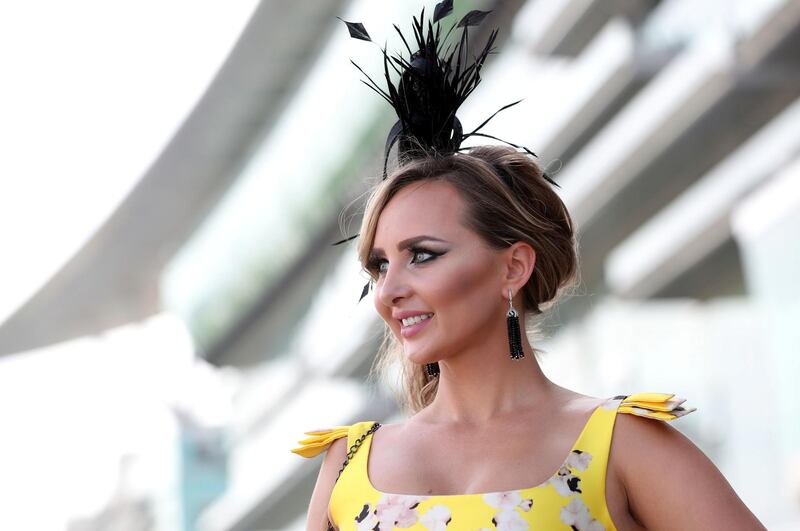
[
  {"left": 335, "top": 3, "right": 559, "bottom": 303},
  {"left": 339, "top": 1, "right": 523, "bottom": 180},
  {"left": 507, "top": 288, "right": 525, "bottom": 359}
]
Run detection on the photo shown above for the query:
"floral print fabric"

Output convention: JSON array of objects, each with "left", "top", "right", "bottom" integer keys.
[
  {"left": 346, "top": 448, "right": 602, "bottom": 531},
  {"left": 292, "top": 392, "right": 695, "bottom": 530}
]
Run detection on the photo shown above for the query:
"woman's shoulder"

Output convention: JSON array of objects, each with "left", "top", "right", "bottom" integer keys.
[
  {"left": 607, "top": 392, "right": 699, "bottom": 500},
  {"left": 609, "top": 395, "right": 695, "bottom": 459},
  {"left": 601, "top": 392, "right": 698, "bottom": 460},
  {"left": 562, "top": 389, "right": 696, "bottom": 420},
  {"left": 606, "top": 394, "right": 764, "bottom": 528}
]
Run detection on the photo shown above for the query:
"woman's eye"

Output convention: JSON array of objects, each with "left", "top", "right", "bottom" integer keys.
[
  {"left": 370, "top": 249, "right": 438, "bottom": 276},
  {"left": 412, "top": 249, "right": 434, "bottom": 263}
]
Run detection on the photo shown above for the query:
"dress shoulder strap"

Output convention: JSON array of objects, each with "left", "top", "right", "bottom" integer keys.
[
  {"left": 616, "top": 392, "right": 696, "bottom": 421},
  {"left": 290, "top": 421, "right": 378, "bottom": 458},
  {"left": 561, "top": 393, "right": 696, "bottom": 527}
]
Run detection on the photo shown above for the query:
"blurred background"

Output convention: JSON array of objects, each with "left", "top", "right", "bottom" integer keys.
[{"left": 1, "top": 0, "right": 799, "bottom": 529}]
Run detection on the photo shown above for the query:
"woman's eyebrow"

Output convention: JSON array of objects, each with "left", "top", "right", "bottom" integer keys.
[{"left": 369, "top": 235, "right": 448, "bottom": 257}]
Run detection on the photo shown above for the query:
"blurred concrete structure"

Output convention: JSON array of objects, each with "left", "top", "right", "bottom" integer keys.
[
  {"left": 0, "top": 0, "right": 352, "bottom": 356},
  {"left": 4, "top": 0, "right": 799, "bottom": 529}
]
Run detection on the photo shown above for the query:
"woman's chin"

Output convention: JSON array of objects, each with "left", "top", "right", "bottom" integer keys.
[{"left": 404, "top": 349, "right": 436, "bottom": 366}]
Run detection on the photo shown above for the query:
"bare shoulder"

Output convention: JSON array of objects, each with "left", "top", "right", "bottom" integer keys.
[
  {"left": 548, "top": 386, "right": 607, "bottom": 411},
  {"left": 370, "top": 420, "right": 415, "bottom": 452},
  {"left": 610, "top": 412, "right": 766, "bottom": 530},
  {"left": 306, "top": 437, "right": 348, "bottom": 531}
]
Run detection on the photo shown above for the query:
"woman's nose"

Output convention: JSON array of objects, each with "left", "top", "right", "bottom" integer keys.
[{"left": 377, "top": 263, "right": 412, "bottom": 306}]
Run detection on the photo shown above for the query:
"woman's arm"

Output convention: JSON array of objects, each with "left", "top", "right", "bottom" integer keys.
[
  {"left": 306, "top": 437, "right": 348, "bottom": 531},
  {"left": 611, "top": 412, "right": 766, "bottom": 530}
]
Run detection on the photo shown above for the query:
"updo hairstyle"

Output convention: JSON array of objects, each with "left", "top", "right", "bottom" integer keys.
[{"left": 355, "top": 145, "right": 580, "bottom": 414}]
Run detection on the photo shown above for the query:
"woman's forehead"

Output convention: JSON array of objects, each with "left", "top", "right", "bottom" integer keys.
[
  {"left": 373, "top": 182, "right": 469, "bottom": 248},
  {"left": 383, "top": 181, "right": 463, "bottom": 216}
]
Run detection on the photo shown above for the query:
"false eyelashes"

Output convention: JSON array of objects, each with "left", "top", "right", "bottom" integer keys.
[{"left": 365, "top": 247, "right": 443, "bottom": 277}]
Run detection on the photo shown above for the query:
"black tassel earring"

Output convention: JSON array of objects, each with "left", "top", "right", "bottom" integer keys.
[
  {"left": 507, "top": 288, "right": 525, "bottom": 359},
  {"left": 426, "top": 362, "right": 440, "bottom": 377}
]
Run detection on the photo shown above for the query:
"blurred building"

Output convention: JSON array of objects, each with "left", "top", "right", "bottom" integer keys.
[
  {"left": 68, "top": 455, "right": 156, "bottom": 531},
  {"left": 3, "top": 0, "right": 799, "bottom": 530}
]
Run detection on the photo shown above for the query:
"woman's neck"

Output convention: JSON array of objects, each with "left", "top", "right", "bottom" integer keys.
[{"left": 417, "top": 337, "right": 562, "bottom": 426}]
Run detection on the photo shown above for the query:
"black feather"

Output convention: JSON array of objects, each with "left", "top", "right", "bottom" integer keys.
[
  {"left": 465, "top": 99, "right": 524, "bottom": 139},
  {"left": 349, "top": 59, "right": 392, "bottom": 103},
  {"left": 339, "top": 18, "right": 371, "bottom": 41},
  {"left": 359, "top": 281, "right": 371, "bottom": 303},
  {"left": 433, "top": 0, "right": 453, "bottom": 23},
  {"left": 334, "top": 2, "right": 550, "bottom": 252},
  {"left": 393, "top": 24, "right": 413, "bottom": 55},
  {"left": 457, "top": 9, "right": 491, "bottom": 28},
  {"left": 331, "top": 233, "right": 358, "bottom": 246},
  {"left": 339, "top": 7, "right": 505, "bottom": 174}
]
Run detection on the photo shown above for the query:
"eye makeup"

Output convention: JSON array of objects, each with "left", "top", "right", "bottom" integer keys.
[
  {"left": 369, "top": 235, "right": 448, "bottom": 260},
  {"left": 366, "top": 246, "right": 444, "bottom": 277}
]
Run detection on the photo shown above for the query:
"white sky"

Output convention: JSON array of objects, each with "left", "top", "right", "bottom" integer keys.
[{"left": 0, "top": 0, "right": 258, "bottom": 326}]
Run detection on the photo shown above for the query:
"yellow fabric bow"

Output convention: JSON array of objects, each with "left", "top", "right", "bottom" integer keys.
[
  {"left": 290, "top": 426, "right": 351, "bottom": 458},
  {"left": 619, "top": 392, "right": 697, "bottom": 421}
]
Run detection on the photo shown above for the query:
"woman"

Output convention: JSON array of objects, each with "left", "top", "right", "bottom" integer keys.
[
  {"left": 293, "top": 146, "right": 765, "bottom": 530},
  {"left": 292, "top": 3, "right": 765, "bottom": 529}
]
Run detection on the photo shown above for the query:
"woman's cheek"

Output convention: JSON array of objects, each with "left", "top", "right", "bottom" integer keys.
[{"left": 449, "top": 263, "right": 487, "bottom": 296}]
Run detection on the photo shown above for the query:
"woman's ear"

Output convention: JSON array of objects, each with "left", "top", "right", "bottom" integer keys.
[{"left": 502, "top": 241, "right": 536, "bottom": 295}]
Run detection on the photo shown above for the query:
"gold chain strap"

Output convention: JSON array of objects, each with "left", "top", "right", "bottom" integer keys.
[{"left": 326, "top": 422, "right": 382, "bottom": 531}]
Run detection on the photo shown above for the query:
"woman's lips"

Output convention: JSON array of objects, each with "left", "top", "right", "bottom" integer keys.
[{"left": 400, "top": 315, "right": 433, "bottom": 338}]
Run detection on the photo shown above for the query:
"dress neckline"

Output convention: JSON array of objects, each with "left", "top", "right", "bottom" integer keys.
[{"left": 362, "top": 401, "right": 606, "bottom": 499}]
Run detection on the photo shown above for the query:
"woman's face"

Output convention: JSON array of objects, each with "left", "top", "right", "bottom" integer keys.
[{"left": 368, "top": 179, "right": 507, "bottom": 366}]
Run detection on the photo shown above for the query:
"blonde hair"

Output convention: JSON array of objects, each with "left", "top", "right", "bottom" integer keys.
[{"left": 356, "top": 145, "right": 580, "bottom": 415}]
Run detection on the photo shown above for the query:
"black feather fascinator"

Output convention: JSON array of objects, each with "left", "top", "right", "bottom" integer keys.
[{"left": 336, "top": 1, "right": 557, "bottom": 302}]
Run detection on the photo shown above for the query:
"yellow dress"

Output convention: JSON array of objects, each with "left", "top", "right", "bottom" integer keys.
[{"left": 291, "top": 392, "right": 695, "bottom": 531}]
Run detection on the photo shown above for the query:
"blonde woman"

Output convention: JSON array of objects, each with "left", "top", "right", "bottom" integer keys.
[
  {"left": 293, "top": 147, "right": 764, "bottom": 530},
  {"left": 292, "top": 2, "right": 765, "bottom": 529}
]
